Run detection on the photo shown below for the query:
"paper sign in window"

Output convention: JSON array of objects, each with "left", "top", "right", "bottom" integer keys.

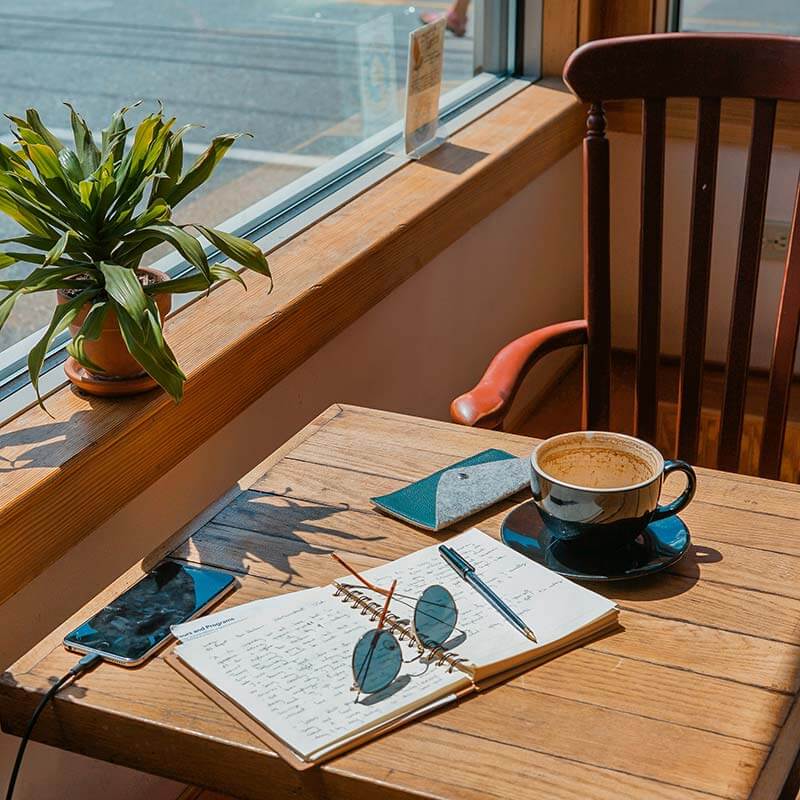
[{"left": 403, "top": 18, "right": 445, "bottom": 156}]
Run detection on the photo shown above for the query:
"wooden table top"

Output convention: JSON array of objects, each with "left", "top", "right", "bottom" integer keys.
[{"left": 3, "top": 404, "right": 800, "bottom": 800}]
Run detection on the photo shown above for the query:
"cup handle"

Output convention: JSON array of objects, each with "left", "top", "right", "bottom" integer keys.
[{"left": 652, "top": 460, "right": 697, "bottom": 521}]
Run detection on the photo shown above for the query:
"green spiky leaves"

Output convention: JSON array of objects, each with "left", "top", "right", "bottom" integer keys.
[{"left": 0, "top": 102, "right": 272, "bottom": 408}]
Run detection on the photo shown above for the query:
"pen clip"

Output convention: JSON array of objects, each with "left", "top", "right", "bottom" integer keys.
[{"left": 440, "top": 545, "right": 475, "bottom": 578}]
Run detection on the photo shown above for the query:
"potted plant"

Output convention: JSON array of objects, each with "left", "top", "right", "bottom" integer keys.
[{"left": 0, "top": 102, "right": 271, "bottom": 408}]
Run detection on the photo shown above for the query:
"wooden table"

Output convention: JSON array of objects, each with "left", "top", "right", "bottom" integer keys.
[{"left": 3, "top": 404, "right": 800, "bottom": 800}]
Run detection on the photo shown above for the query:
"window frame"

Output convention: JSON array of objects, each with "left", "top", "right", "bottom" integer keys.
[
  {"left": 667, "top": 0, "right": 680, "bottom": 32},
  {"left": 0, "top": 0, "right": 542, "bottom": 419}
]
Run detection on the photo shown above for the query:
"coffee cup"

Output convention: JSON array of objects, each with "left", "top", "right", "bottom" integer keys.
[{"left": 529, "top": 431, "right": 696, "bottom": 548}]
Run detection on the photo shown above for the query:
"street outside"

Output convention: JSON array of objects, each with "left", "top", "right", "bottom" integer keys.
[
  {"left": 680, "top": 0, "right": 800, "bottom": 34},
  {"left": 0, "top": 0, "right": 473, "bottom": 348}
]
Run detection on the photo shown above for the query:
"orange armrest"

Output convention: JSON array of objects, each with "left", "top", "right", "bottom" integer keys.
[{"left": 450, "top": 319, "right": 588, "bottom": 428}]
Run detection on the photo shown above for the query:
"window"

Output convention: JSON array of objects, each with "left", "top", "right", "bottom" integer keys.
[
  {"left": 0, "top": 0, "right": 536, "bottom": 409},
  {"left": 675, "top": 1, "right": 800, "bottom": 35}
]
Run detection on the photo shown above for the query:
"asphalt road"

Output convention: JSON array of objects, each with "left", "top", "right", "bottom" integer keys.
[{"left": 0, "top": 0, "right": 472, "bottom": 347}]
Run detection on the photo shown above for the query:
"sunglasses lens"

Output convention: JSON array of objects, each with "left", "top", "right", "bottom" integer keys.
[
  {"left": 352, "top": 629, "right": 402, "bottom": 693},
  {"left": 414, "top": 585, "right": 458, "bottom": 648}
]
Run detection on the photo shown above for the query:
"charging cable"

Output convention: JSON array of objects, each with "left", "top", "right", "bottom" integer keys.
[{"left": 5, "top": 652, "right": 102, "bottom": 800}]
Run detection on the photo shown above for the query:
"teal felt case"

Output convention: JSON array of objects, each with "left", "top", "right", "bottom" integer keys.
[{"left": 370, "top": 449, "right": 529, "bottom": 531}]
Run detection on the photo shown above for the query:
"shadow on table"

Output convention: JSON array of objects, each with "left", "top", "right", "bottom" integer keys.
[
  {"left": 589, "top": 542, "right": 723, "bottom": 601},
  {"left": 192, "top": 492, "right": 387, "bottom": 586}
]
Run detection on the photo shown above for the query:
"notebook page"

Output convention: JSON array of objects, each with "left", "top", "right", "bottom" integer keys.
[
  {"left": 172, "top": 588, "right": 313, "bottom": 643},
  {"left": 350, "top": 528, "right": 616, "bottom": 671},
  {"left": 174, "top": 585, "right": 468, "bottom": 760}
]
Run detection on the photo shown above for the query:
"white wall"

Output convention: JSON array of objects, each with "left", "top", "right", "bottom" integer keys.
[
  {"left": 609, "top": 131, "right": 800, "bottom": 368},
  {"left": 0, "top": 149, "right": 583, "bottom": 799}
]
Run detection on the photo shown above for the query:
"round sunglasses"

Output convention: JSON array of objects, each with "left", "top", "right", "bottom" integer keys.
[{"left": 333, "top": 554, "right": 460, "bottom": 696}]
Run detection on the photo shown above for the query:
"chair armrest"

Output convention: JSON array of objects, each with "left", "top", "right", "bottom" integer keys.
[{"left": 450, "top": 320, "right": 589, "bottom": 429}]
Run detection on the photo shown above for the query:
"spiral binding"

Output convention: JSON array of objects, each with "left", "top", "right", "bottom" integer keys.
[{"left": 332, "top": 581, "right": 471, "bottom": 675}]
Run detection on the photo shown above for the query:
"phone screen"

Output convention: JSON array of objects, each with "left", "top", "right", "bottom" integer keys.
[{"left": 64, "top": 561, "right": 235, "bottom": 662}]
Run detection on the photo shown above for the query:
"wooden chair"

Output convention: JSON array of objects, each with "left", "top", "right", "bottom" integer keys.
[{"left": 450, "top": 33, "right": 800, "bottom": 480}]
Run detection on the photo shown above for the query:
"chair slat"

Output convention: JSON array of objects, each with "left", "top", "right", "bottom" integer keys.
[
  {"left": 676, "top": 97, "right": 721, "bottom": 463},
  {"left": 583, "top": 102, "right": 611, "bottom": 431},
  {"left": 718, "top": 99, "right": 777, "bottom": 473},
  {"left": 635, "top": 98, "right": 666, "bottom": 445},
  {"left": 760, "top": 178, "right": 800, "bottom": 479}
]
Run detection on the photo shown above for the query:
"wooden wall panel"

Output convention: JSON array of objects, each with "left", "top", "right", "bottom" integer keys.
[
  {"left": 542, "top": 0, "right": 580, "bottom": 76},
  {"left": 656, "top": 401, "right": 800, "bottom": 483},
  {"left": 607, "top": 98, "right": 800, "bottom": 151},
  {"left": 579, "top": 0, "right": 655, "bottom": 44}
]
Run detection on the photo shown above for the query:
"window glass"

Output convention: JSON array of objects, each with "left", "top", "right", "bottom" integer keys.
[
  {"left": 678, "top": 1, "right": 800, "bottom": 35},
  {"left": 0, "top": 0, "right": 483, "bottom": 351}
]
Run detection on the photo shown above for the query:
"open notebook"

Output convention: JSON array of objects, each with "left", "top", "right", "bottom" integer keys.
[{"left": 168, "top": 528, "right": 618, "bottom": 768}]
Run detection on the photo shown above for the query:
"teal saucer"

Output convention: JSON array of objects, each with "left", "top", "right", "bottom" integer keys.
[{"left": 500, "top": 501, "right": 690, "bottom": 581}]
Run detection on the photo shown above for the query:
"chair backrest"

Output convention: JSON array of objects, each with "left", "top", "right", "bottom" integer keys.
[{"left": 563, "top": 33, "right": 800, "bottom": 479}]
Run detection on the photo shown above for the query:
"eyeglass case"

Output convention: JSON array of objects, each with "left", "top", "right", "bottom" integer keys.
[{"left": 370, "top": 449, "right": 530, "bottom": 531}]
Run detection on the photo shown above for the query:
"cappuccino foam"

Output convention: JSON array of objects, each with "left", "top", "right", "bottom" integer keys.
[{"left": 536, "top": 432, "right": 661, "bottom": 489}]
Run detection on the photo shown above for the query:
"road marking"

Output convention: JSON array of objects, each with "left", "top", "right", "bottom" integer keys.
[
  {"left": 271, "top": 14, "right": 356, "bottom": 26},
  {"left": 0, "top": 127, "right": 329, "bottom": 170},
  {"left": 181, "top": 143, "right": 327, "bottom": 169}
]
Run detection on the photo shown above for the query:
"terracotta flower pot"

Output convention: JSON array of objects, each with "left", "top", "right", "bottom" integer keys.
[{"left": 58, "top": 267, "right": 172, "bottom": 397}]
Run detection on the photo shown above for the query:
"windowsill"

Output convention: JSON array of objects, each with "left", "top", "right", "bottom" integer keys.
[
  {"left": 0, "top": 78, "right": 585, "bottom": 605},
  {"left": 0, "top": 74, "right": 523, "bottom": 416}
]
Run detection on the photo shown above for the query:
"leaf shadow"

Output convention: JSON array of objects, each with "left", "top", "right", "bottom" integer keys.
[{"left": 181, "top": 490, "right": 388, "bottom": 589}]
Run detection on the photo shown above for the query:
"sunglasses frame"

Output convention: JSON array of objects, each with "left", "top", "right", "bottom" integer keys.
[{"left": 333, "top": 554, "right": 461, "bottom": 696}]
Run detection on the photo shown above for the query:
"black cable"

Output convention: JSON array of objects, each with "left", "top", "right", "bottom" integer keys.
[{"left": 5, "top": 652, "right": 102, "bottom": 800}]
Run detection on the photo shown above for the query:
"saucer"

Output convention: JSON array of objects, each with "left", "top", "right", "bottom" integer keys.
[{"left": 500, "top": 501, "right": 690, "bottom": 581}]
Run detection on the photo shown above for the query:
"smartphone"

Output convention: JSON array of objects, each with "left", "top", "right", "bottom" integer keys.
[{"left": 63, "top": 560, "right": 237, "bottom": 666}]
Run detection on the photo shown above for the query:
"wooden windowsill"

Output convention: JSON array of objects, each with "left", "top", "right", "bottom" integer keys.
[{"left": 0, "top": 79, "right": 585, "bottom": 605}]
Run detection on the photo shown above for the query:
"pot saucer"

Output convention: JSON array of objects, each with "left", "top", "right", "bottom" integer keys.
[
  {"left": 65, "top": 357, "right": 158, "bottom": 397},
  {"left": 500, "top": 500, "right": 690, "bottom": 582}
]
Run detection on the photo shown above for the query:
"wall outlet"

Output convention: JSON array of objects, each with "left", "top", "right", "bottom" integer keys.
[{"left": 763, "top": 219, "right": 791, "bottom": 261}]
